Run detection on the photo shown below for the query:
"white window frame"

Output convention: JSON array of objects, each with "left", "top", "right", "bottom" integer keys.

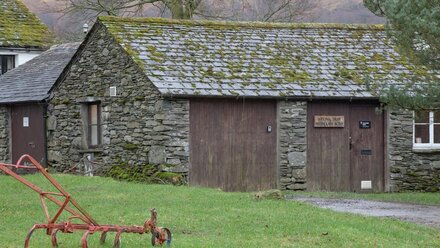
[{"left": 413, "top": 111, "right": 440, "bottom": 149}]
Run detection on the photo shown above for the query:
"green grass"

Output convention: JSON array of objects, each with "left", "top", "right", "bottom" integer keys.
[
  {"left": 0, "top": 174, "right": 439, "bottom": 248},
  {"left": 286, "top": 191, "right": 440, "bottom": 206}
]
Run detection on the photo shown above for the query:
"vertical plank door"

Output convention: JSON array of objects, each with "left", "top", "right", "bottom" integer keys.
[
  {"left": 349, "top": 103, "right": 384, "bottom": 192},
  {"left": 11, "top": 104, "right": 46, "bottom": 165},
  {"left": 307, "top": 102, "right": 351, "bottom": 191},
  {"left": 307, "top": 101, "right": 384, "bottom": 192},
  {"left": 190, "top": 99, "right": 277, "bottom": 192}
]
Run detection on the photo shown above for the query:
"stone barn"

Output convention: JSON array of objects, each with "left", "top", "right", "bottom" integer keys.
[{"left": 46, "top": 17, "right": 439, "bottom": 192}]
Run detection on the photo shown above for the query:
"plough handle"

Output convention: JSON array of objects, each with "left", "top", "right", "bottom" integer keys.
[{"left": 0, "top": 154, "right": 99, "bottom": 225}]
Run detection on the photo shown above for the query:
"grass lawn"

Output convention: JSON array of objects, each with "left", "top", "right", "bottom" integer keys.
[
  {"left": 0, "top": 174, "right": 439, "bottom": 248},
  {"left": 286, "top": 191, "right": 440, "bottom": 206}
]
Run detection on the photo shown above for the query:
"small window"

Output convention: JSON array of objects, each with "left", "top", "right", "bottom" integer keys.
[
  {"left": 0, "top": 55, "right": 15, "bottom": 75},
  {"left": 413, "top": 110, "right": 440, "bottom": 149},
  {"left": 87, "top": 103, "right": 101, "bottom": 148}
]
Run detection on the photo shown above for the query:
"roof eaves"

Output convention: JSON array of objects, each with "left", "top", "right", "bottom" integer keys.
[{"left": 161, "top": 92, "right": 380, "bottom": 101}]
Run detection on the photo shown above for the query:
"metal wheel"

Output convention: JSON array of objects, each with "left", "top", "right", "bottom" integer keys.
[{"left": 163, "top": 228, "right": 172, "bottom": 247}]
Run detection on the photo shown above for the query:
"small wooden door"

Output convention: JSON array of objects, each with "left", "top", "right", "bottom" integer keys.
[
  {"left": 349, "top": 104, "right": 384, "bottom": 192},
  {"left": 11, "top": 104, "right": 46, "bottom": 165},
  {"left": 307, "top": 101, "right": 384, "bottom": 192},
  {"left": 190, "top": 99, "right": 277, "bottom": 192}
]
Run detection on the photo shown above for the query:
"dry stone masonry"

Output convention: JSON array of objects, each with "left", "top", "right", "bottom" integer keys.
[
  {"left": 0, "top": 107, "right": 9, "bottom": 162},
  {"left": 46, "top": 23, "right": 189, "bottom": 177},
  {"left": 388, "top": 110, "right": 440, "bottom": 192},
  {"left": 278, "top": 101, "right": 307, "bottom": 190}
]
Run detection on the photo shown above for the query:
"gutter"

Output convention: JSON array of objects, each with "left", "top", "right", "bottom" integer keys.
[{"left": 42, "top": 100, "right": 49, "bottom": 167}]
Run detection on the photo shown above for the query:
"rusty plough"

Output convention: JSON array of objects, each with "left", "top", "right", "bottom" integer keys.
[{"left": 0, "top": 154, "right": 172, "bottom": 248}]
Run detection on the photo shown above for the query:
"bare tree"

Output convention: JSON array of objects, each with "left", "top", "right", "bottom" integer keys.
[
  {"left": 240, "top": 0, "right": 317, "bottom": 22},
  {"left": 58, "top": 0, "right": 316, "bottom": 22},
  {"left": 59, "top": 0, "right": 202, "bottom": 19}
]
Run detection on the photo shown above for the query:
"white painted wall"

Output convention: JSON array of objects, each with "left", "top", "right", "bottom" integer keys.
[{"left": 0, "top": 49, "right": 43, "bottom": 67}]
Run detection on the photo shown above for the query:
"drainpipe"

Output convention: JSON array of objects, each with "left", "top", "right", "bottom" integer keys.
[{"left": 42, "top": 101, "right": 48, "bottom": 167}]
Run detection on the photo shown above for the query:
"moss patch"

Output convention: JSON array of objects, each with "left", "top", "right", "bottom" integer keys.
[
  {"left": 155, "top": 172, "right": 183, "bottom": 184},
  {"left": 106, "top": 161, "right": 184, "bottom": 185},
  {"left": 123, "top": 143, "right": 139, "bottom": 151},
  {"left": 0, "top": 0, "right": 52, "bottom": 48}
]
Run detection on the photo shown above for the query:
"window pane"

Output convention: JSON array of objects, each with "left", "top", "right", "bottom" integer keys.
[
  {"left": 414, "top": 124, "right": 429, "bottom": 143},
  {"left": 90, "top": 125, "right": 98, "bottom": 146},
  {"left": 0, "top": 55, "right": 15, "bottom": 75},
  {"left": 434, "top": 111, "right": 440, "bottom": 123},
  {"left": 6, "top": 56, "right": 14, "bottom": 70},
  {"left": 89, "top": 104, "right": 98, "bottom": 125},
  {"left": 414, "top": 111, "right": 429, "bottom": 123},
  {"left": 435, "top": 125, "right": 440, "bottom": 143}
]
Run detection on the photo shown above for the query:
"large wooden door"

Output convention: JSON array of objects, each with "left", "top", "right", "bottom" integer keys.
[
  {"left": 307, "top": 101, "right": 384, "bottom": 192},
  {"left": 11, "top": 104, "right": 46, "bottom": 165},
  {"left": 190, "top": 99, "right": 277, "bottom": 192},
  {"left": 307, "top": 102, "right": 351, "bottom": 191}
]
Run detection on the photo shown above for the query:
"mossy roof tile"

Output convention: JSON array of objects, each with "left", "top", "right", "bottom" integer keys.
[
  {"left": 0, "top": 0, "right": 52, "bottom": 48},
  {"left": 99, "top": 16, "right": 436, "bottom": 99}
]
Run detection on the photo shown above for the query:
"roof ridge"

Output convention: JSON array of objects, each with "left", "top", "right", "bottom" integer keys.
[{"left": 98, "top": 16, "right": 385, "bottom": 30}]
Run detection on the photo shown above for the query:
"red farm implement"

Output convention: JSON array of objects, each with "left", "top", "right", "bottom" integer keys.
[{"left": 0, "top": 154, "right": 172, "bottom": 248}]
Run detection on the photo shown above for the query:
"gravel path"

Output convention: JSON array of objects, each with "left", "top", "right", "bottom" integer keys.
[{"left": 288, "top": 196, "right": 440, "bottom": 228}]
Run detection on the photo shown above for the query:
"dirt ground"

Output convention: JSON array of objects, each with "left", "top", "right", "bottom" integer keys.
[{"left": 288, "top": 196, "right": 440, "bottom": 228}]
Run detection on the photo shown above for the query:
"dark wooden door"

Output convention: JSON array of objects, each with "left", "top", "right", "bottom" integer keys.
[
  {"left": 190, "top": 99, "right": 277, "bottom": 192},
  {"left": 349, "top": 104, "right": 384, "bottom": 192},
  {"left": 11, "top": 104, "right": 46, "bottom": 165},
  {"left": 307, "top": 102, "right": 384, "bottom": 192}
]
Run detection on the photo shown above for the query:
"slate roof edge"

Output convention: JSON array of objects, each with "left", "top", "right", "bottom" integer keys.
[
  {"left": 162, "top": 93, "right": 380, "bottom": 101},
  {"left": 98, "top": 16, "right": 385, "bottom": 31},
  {"left": 0, "top": 99, "right": 46, "bottom": 105}
]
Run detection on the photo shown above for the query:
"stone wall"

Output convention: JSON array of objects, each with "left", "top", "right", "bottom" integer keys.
[
  {"left": 388, "top": 110, "right": 440, "bottom": 192},
  {"left": 0, "top": 106, "right": 9, "bottom": 162},
  {"left": 278, "top": 101, "right": 307, "bottom": 190},
  {"left": 46, "top": 23, "right": 189, "bottom": 176}
]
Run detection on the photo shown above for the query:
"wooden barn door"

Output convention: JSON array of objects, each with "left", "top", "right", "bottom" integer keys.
[
  {"left": 11, "top": 104, "right": 46, "bottom": 165},
  {"left": 307, "top": 101, "right": 384, "bottom": 192},
  {"left": 190, "top": 99, "right": 277, "bottom": 192},
  {"left": 307, "top": 102, "right": 351, "bottom": 191}
]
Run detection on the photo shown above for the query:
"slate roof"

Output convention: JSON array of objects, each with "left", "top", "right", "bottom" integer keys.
[
  {"left": 100, "top": 17, "right": 433, "bottom": 99},
  {"left": 0, "top": 0, "right": 52, "bottom": 48},
  {"left": 0, "top": 43, "right": 80, "bottom": 103}
]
